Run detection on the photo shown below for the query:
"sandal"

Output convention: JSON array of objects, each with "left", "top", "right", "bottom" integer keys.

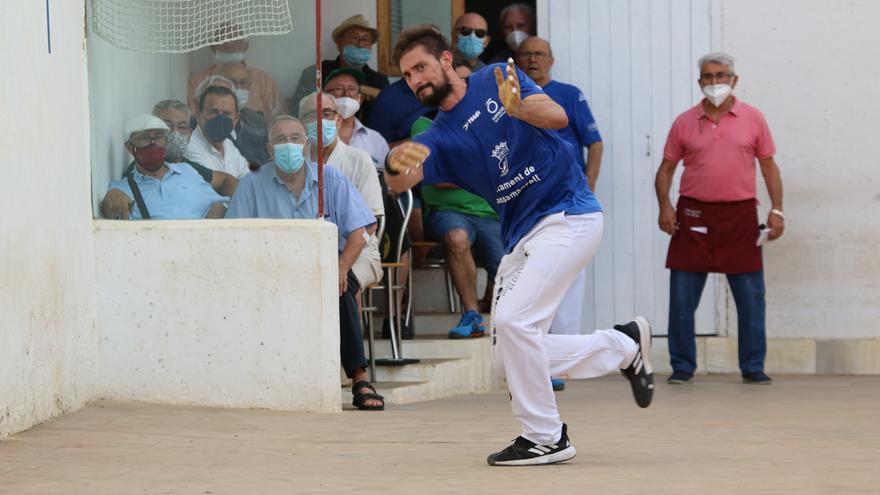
[{"left": 352, "top": 380, "right": 385, "bottom": 411}]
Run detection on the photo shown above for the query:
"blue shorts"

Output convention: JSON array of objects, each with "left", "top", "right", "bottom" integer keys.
[{"left": 428, "top": 210, "right": 504, "bottom": 280}]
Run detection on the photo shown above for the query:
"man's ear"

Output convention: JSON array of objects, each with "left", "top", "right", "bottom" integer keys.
[
  {"left": 265, "top": 141, "right": 273, "bottom": 159},
  {"left": 731, "top": 75, "right": 740, "bottom": 89},
  {"left": 483, "top": 35, "right": 491, "bottom": 48}
]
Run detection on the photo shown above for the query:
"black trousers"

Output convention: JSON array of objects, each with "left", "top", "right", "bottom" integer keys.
[{"left": 340, "top": 269, "right": 367, "bottom": 378}]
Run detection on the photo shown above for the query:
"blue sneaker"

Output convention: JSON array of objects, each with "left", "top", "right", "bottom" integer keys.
[
  {"left": 551, "top": 378, "right": 566, "bottom": 391},
  {"left": 448, "top": 310, "right": 485, "bottom": 339}
]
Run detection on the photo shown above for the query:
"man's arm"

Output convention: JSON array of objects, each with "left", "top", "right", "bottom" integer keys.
[
  {"left": 100, "top": 188, "right": 133, "bottom": 219},
  {"left": 338, "top": 226, "right": 368, "bottom": 295},
  {"left": 211, "top": 170, "right": 239, "bottom": 196},
  {"left": 585, "top": 141, "right": 604, "bottom": 191},
  {"left": 655, "top": 158, "right": 679, "bottom": 235},
  {"left": 205, "top": 202, "right": 227, "bottom": 219},
  {"left": 759, "top": 156, "right": 785, "bottom": 240},
  {"left": 495, "top": 60, "right": 568, "bottom": 129}
]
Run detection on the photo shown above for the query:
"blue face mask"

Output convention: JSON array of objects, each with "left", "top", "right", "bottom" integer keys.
[
  {"left": 306, "top": 119, "right": 338, "bottom": 147},
  {"left": 273, "top": 143, "right": 305, "bottom": 173},
  {"left": 342, "top": 45, "right": 372, "bottom": 66},
  {"left": 457, "top": 33, "right": 484, "bottom": 60}
]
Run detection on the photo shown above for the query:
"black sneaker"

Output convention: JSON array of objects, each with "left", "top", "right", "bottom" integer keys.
[
  {"left": 615, "top": 316, "right": 654, "bottom": 408},
  {"left": 667, "top": 371, "right": 693, "bottom": 384},
  {"left": 742, "top": 371, "right": 772, "bottom": 385},
  {"left": 487, "top": 423, "right": 576, "bottom": 466}
]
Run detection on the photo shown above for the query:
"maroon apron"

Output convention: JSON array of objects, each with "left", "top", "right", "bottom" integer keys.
[{"left": 666, "top": 196, "right": 762, "bottom": 274}]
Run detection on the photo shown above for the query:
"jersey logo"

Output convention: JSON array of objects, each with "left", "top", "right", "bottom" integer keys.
[
  {"left": 462, "top": 109, "right": 481, "bottom": 131},
  {"left": 491, "top": 141, "right": 510, "bottom": 177},
  {"left": 485, "top": 98, "right": 506, "bottom": 123}
]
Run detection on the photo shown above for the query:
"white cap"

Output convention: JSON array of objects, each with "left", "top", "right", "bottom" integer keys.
[{"left": 125, "top": 114, "right": 169, "bottom": 139}]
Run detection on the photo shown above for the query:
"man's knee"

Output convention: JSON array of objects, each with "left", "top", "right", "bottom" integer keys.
[{"left": 444, "top": 228, "right": 471, "bottom": 252}]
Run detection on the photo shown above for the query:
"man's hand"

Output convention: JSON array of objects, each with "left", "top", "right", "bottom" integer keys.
[
  {"left": 338, "top": 263, "right": 349, "bottom": 297},
  {"left": 659, "top": 204, "right": 679, "bottom": 236},
  {"left": 388, "top": 141, "right": 430, "bottom": 176},
  {"left": 767, "top": 212, "right": 785, "bottom": 240},
  {"left": 101, "top": 189, "right": 133, "bottom": 219},
  {"left": 494, "top": 58, "right": 522, "bottom": 118}
]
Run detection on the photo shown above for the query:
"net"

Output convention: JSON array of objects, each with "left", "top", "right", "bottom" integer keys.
[{"left": 90, "top": 0, "right": 293, "bottom": 53}]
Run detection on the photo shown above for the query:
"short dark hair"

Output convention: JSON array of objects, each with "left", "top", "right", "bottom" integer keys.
[
  {"left": 198, "top": 85, "right": 238, "bottom": 112},
  {"left": 392, "top": 24, "right": 451, "bottom": 67}
]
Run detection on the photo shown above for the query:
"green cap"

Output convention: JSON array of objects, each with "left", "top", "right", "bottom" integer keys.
[{"left": 322, "top": 67, "right": 366, "bottom": 88}]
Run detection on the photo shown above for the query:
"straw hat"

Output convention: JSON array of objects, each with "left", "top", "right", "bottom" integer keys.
[{"left": 331, "top": 15, "right": 379, "bottom": 43}]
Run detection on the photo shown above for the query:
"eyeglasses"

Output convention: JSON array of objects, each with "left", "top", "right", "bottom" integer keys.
[
  {"left": 326, "top": 85, "right": 360, "bottom": 97},
  {"left": 458, "top": 27, "right": 487, "bottom": 38},
  {"left": 700, "top": 72, "right": 734, "bottom": 83},
  {"left": 163, "top": 121, "right": 191, "bottom": 133},
  {"left": 342, "top": 34, "right": 374, "bottom": 47},
  {"left": 302, "top": 109, "right": 338, "bottom": 121},
  {"left": 130, "top": 132, "right": 167, "bottom": 147},
  {"left": 517, "top": 51, "right": 550, "bottom": 60}
]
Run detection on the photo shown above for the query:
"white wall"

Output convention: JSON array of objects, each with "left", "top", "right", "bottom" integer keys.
[
  {"left": 94, "top": 220, "right": 342, "bottom": 412},
  {"left": 715, "top": 0, "right": 880, "bottom": 338},
  {"left": 0, "top": 0, "right": 99, "bottom": 439}
]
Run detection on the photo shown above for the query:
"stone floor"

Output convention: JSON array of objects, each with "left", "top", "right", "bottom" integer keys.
[{"left": 1, "top": 375, "right": 878, "bottom": 494}]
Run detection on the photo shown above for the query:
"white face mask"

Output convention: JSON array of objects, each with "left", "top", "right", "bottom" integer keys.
[
  {"left": 214, "top": 51, "right": 245, "bottom": 64},
  {"left": 234, "top": 88, "right": 250, "bottom": 110},
  {"left": 335, "top": 97, "right": 361, "bottom": 119},
  {"left": 702, "top": 83, "right": 732, "bottom": 107},
  {"left": 505, "top": 30, "right": 529, "bottom": 51}
]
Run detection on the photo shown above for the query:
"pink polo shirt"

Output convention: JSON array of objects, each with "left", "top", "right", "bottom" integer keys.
[{"left": 663, "top": 97, "right": 776, "bottom": 202}]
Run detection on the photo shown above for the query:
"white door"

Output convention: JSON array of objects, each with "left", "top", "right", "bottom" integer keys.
[{"left": 538, "top": 0, "right": 720, "bottom": 336}]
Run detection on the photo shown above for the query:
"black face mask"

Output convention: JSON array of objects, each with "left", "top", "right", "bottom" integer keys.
[{"left": 203, "top": 114, "right": 234, "bottom": 142}]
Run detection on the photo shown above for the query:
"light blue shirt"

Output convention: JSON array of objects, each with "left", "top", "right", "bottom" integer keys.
[
  {"left": 226, "top": 161, "right": 376, "bottom": 253},
  {"left": 108, "top": 162, "right": 228, "bottom": 220}
]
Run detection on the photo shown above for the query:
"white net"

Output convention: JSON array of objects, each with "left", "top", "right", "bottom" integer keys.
[{"left": 91, "top": 0, "right": 293, "bottom": 54}]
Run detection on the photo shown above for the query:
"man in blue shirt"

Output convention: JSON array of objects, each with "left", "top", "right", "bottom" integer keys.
[
  {"left": 516, "top": 36, "right": 605, "bottom": 389},
  {"left": 100, "top": 114, "right": 229, "bottom": 220},
  {"left": 385, "top": 26, "right": 653, "bottom": 466},
  {"left": 226, "top": 115, "right": 385, "bottom": 411}
]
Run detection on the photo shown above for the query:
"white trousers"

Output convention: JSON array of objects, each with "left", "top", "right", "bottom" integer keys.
[
  {"left": 549, "top": 267, "right": 587, "bottom": 335},
  {"left": 491, "top": 212, "right": 637, "bottom": 445}
]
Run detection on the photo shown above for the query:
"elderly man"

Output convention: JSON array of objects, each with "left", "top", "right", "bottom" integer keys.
[
  {"left": 292, "top": 15, "right": 389, "bottom": 124},
  {"left": 656, "top": 52, "right": 785, "bottom": 385},
  {"left": 100, "top": 114, "right": 229, "bottom": 220},
  {"left": 215, "top": 63, "right": 271, "bottom": 166},
  {"left": 489, "top": 3, "right": 535, "bottom": 64},
  {"left": 185, "top": 86, "right": 250, "bottom": 178},
  {"left": 299, "top": 91, "right": 385, "bottom": 290},
  {"left": 226, "top": 115, "right": 384, "bottom": 410},
  {"left": 516, "top": 36, "right": 604, "bottom": 390},
  {"left": 451, "top": 13, "right": 490, "bottom": 71},
  {"left": 187, "top": 37, "right": 282, "bottom": 119},
  {"left": 119, "top": 100, "right": 238, "bottom": 197},
  {"left": 322, "top": 68, "right": 390, "bottom": 167}
]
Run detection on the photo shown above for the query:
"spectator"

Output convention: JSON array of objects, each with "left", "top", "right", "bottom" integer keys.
[
  {"left": 300, "top": 91, "right": 385, "bottom": 290},
  {"left": 120, "top": 100, "right": 239, "bottom": 197},
  {"left": 100, "top": 114, "right": 228, "bottom": 220},
  {"left": 451, "top": 13, "right": 490, "bottom": 71},
  {"left": 216, "top": 63, "right": 271, "bottom": 167},
  {"left": 322, "top": 68, "right": 390, "bottom": 167},
  {"left": 655, "top": 52, "right": 785, "bottom": 385},
  {"left": 226, "top": 115, "right": 383, "bottom": 410},
  {"left": 489, "top": 3, "right": 536, "bottom": 64},
  {"left": 187, "top": 37, "right": 282, "bottom": 119},
  {"left": 516, "top": 36, "right": 604, "bottom": 390},
  {"left": 369, "top": 78, "right": 433, "bottom": 147},
  {"left": 292, "top": 15, "right": 389, "bottom": 124},
  {"left": 185, "top": 86, "right": 250, "bottom": 178}
]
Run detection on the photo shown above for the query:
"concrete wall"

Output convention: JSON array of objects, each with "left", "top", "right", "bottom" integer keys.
[
  {"left": 93, "top": 220, "right": 342, "bottom": 412},
  {"left": 0, "top": 1, "right": 99, "bottom": 439},
  {"left": 713, "top": 0, "right": 880, "bottom": 339}
]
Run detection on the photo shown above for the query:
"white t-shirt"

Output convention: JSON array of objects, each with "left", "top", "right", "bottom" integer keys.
[{"left": 184, "top": 126, "right": 250, "bottom": 178}]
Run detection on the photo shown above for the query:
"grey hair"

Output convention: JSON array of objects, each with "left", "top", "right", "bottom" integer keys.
[
  {"left": 500, "top": 3, "right": 535, "bottom": 26},
  {"left": 268, "top": 114, "right": 305, "bottom": 135},
  {"left": 698, "top": 52, "right": 735, "bottom": 73},
  {"left": 152, "top": 99, "right": 190, "bottom": 120},
  {"left": 195, "top": 74, "right": 235, "bottom": 99},
  {"left": 298, "top": 91, "right": 338, "bottom": 118}
]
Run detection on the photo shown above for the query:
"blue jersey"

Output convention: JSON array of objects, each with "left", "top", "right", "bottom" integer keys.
[
  {"left": 414, "top": 64, "right": 601, "bottom": 252},
  {"left": 542, "top": 80, "right": 602, "bottom": 172}
]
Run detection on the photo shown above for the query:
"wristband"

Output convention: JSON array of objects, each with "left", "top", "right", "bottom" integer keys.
[
  {"left": 770, "top": 209, "right": 785, "bottom": 220},
  {"left": 384, "top": 149, "right": 401, "bottom": 176}
]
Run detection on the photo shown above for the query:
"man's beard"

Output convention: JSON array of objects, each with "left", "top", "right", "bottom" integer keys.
[{"left": 416, "top": 72, "right": 453, "bottom": 107}]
